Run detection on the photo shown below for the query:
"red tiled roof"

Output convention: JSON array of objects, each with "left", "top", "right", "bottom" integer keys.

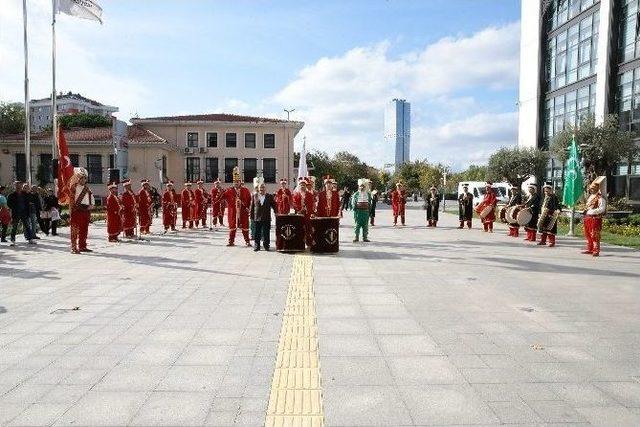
[
  {"left": 1, "top": 125, "right": 166, "bottom": 144},
  {"left": 134, "top": 113, "right": 295, "bottom": 124}
]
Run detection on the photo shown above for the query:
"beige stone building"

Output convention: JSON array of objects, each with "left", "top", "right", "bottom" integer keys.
[{"left": 0, "top": 113, "right": 304, "bottom": 201}]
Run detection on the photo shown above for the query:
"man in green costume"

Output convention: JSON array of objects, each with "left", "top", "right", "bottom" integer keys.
[{"left": 351, "top": 179, "right": 372, "bottom": 243}]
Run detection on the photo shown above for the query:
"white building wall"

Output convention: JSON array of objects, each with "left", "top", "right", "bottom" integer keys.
[
  {"left": 595, "top": 0, "right": 614, "bottom": 124},
  {"left": 517, "top": 0, "right": 542, "bottom": 148}
]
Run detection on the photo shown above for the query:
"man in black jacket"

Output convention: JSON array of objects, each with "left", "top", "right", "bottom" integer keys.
[
  {"left": 250, "top": 183, "right": 277, "bottom": 251},
  {"left": 7, "top": 181, "right": 35, "bottom": 246}
]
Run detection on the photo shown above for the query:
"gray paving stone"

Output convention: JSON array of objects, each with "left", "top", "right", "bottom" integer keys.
[
  {"left": 387, "top": 356, "right": 466, "bottom": 385},
  {"left": 129, "top": 391, "right": 213, "bottom": 426},
  {"left": 376, "top": 334, "right": 443, "bottom": 355},
  {"left": 321, "top": 356, "right": 395, "bottom": 386},
  {"left": 594, "top": 381, "right": 640, "bottom": 407},
  {"left": 527, "top": 399, "right": 588, "bottom": 423},
  {"left": 487, "top": 399, "right": 543, "bottom": 423},
  {"left": 54, "top": 391, "right": 149, "bottom": 426},
  {"left": 93, "top": 365, "right": 168, "bottom": 391},
  {"left": 7, "top": 403, "right": 70, "bottom": 427},
  {"left": 323, "top": 386, "right": 412, "bottom": 426},
  {"left": 155, "top": 365, "right": 226, "bottom": 392},
  {"left": 321, "top": 335, "right": 382, "bottom": 357},
  {"left": 576, "top": 405, "right": 640, "bottom": 426}
]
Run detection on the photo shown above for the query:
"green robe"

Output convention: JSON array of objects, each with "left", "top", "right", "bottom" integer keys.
[{"left": 352, "top": 191, "right": 371, "bottom": 239}]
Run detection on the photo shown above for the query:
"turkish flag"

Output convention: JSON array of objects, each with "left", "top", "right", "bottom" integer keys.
[{"left": 57, "top": 128, "right": 74, "bottom": 205}]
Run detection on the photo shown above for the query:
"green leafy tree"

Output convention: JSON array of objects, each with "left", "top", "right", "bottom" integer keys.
[
  {"left": 487, "top": 147, "right": 548, "bottom": 188},
  {"left": 418, "top": 163, "right": 448, "bottom": 193},
  {"left": 0, "top": 102, "right": 25, "bottom": 136},
  {"left": 394, "top": 160, "right": 430, "bottom": 192},
  {"left": 58, "top": 113, "right": 111, "bottom": 129}
]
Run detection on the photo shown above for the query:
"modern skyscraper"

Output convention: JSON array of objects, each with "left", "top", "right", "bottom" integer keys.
[
  {"left": 385, "top": 99, "right": 411, "bottom": 168},
  {"left": 518, "top": 0, "right": 639, "bottom": 201}
]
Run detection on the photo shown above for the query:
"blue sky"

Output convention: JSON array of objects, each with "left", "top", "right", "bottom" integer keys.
[{"left": 1, "top": 0, "right": 521, "bottom": 169}]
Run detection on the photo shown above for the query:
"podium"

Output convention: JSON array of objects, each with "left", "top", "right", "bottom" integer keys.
[
  {"left": 310, "top": 217, "right": 340, "bottom": 253},
  {"left": 275, "top": 214, "right": 306, "bottom": 252}
]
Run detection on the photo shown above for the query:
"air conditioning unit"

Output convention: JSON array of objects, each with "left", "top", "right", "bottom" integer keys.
[
  {"left": 183, "top": 147, "right": 194, "bottom": 154},
  {"left": 199, "top": 147, "right": 207, "bottom": 154}
]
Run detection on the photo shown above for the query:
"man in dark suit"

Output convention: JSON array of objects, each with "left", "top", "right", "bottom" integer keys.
[{"left": 250, "top": 183, "right": 277, "bottom": 251}]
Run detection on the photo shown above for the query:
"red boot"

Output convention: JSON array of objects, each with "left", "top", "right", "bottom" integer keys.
[
  {"left": 524, "top": 230, "right": 531, "bottom": 241},
  {"left": 537, "top": 233, "right": 547, "bottom": 246},
  {"left": 548, "top": 235, "right": 555, "bottom": 247},
  {"left": 530, "top": 231, "right": 537, "bottom": 242}
]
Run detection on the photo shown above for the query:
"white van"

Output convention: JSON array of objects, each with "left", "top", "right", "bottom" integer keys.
[{"left": 457, "top": 181, "right": 511, "bottom": 207}]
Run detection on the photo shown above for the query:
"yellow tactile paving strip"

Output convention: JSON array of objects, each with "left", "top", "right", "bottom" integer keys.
[{"left": 265, "top": 254, "right": 324, "bottom": 427}]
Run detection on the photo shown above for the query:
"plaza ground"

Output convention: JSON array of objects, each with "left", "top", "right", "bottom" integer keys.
[{"left": 1, "top": 203, "right": 639, "bottom": 426}]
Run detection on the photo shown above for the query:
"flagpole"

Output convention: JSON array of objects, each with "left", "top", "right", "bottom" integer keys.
[
  {"left": 52, "top": 0, "right": 58, "bottom": 160},
  {"left": 23, "top": 0, "right": 32, "bottom": 185},
  {"left": 568, "top": 206, "right": 575, "bottom": 236}
]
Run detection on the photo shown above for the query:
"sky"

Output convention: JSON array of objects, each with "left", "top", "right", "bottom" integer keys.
[{"left": 0, "top": 0, "right": 521, "bottom": 170}]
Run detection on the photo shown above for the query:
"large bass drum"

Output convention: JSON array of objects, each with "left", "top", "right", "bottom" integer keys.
[
  {"left": 479, "top": 204, "right": 494, "bottom": 219},
  {"left": 498, "top": 206, "right": 508, "bottom": 223},
  {"left": 506, "top": 206, "right": 521, "bottom": 225},
  {"left": 516, "top": 207, "right": 532, "bottom": 226}
]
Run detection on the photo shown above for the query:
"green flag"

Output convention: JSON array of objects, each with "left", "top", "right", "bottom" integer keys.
[{"left": 563, "top": 136, "right": 584, "bottom": 207}]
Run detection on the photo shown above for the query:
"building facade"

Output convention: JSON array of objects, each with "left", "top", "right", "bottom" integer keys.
[
  {"left": 30, "top": 92, "right": 118, "bottom": 132},
  {"left": 518, "top": 0, "right": 639, "bottom": 201},
  {"left": 385, "top": 99, "right": 411, "bottom": 168}
]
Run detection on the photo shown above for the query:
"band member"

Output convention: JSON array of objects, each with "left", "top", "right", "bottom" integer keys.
[
  {"left": 194, "top": 180, "right": 208, "bottom": 228},
  {"left": 162, "top": 181, "right": 178, "bottom": 233},
  {"left": 223, "top": 167, "right": 252, "bottom": 246},
  {"left": 475, "top": 182, "right": 498, "bottom": 232},
  {"left": 181, "top": 182, "right": 194, "bottom": 229},
  {"left": 293, "top": 178, "right": 316, "bottom": 246},
  {"left": 537, "top": 183, "right": 561, "bottom": 247},
  {"left": 369, "top": 189, "right": 379, "bottom": 226},
  {"left": 106, "top": 182, "right": 122, "bottom": 242},
  {"left": 582, "top": 178, "right": 606, "bottom": 257},
  {"left": 458, "top": 184, "right": 474, "bottom": 229},
  {"left": 425, "top": 186, "right": 440, "bottom": 227},
  {"left": 121, "top": 179, "right": 137, "bottom": 238},
  {"left": 340, "top": 186, "right": 352, "bottom": 217},
  {"left": 275, "top": 179, "right": 292, "bottom": 214},
  {"left": 316, "top": 176, "right": 340, "bottom": 217},
  {"left": 138, "top": 179, "right": 153, "bottom": 235},
  {"left": 523, "top": 183, "right": 541, "bottom": 242},
  {"left": 352, "top": 179, "right": 371, "bottom": 242},
  {"left": 69, "top": 168, "right": 94, "bottom": 254},
  {"left": 210, "top": 179, "right": 225, "bottom": 228},
  {"left": 391, "top": 181, "right": 407, "bottom": 226},
  {"left": 506, "top": 186, "right": 522, "bottom": 237},
  {"left": 250, "top": 183, "right": 277, "bottom": 251}
]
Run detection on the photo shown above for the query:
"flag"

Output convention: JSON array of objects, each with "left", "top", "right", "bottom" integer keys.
[
  {"left": 57, "top": 128, "right": 75, "bottom": 205},
  {"left": 55, "top": 0, "right": 103, "bottom": 24},
  {"left": 562, "top": 135, "right": 584, "bottom": 207},
  {"left": 297, "top": 137, "right": 308, "bottom": 181}
]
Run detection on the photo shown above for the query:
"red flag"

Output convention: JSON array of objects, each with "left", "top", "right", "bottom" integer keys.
[{"left": 57, "top": 128, "right": 74, "bottom": 205}]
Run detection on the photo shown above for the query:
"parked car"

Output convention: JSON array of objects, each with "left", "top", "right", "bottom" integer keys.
[{"left": 457, "top": 181, "right": 511, "bottom": 207}]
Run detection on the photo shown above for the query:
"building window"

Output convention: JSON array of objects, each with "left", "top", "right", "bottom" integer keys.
[
  {"left": 86, "top": 154, "right": 103, "bottom": 184},
  {"left": 187, "top": 132, "right": 199, "bottom": 148},
  {"left": 245, "top": 133, "right": 256, "bottom": 148},
  {"left": 185, "top": 157, "right": 200, "bottom": 182},
  {"left": 15, "top": 153, "right": 26, "bottom": 182},
  {"left": 226, "top": 133, "right": 237, "bottom": 148},
  {"left": 616, "top": 67, "right": 640, "bottom": 133},
  {"left": 224, "top": 158, "right": 238, "bottom": 183},
  {"left": 619, "top": 0, "right": 640, "bottom": 62},
  {"left": 543, "top": 82, "right": 596, "bottom": 147},
  {"left": 70, "top": 154, "right": 80, "bottom": 167},
  {"left": 39, "top": 153, "right": 53, "bottom": 184},
  {"left": 263, "top": 158, "right": 276, "bottom": 183},
  {"left": 206, "top": 132, "right": 218, "bottom": 148},
  {"left": 264, "top": 134, "right": 276, "bottom": 149},
  {"left": 244, "top": 158, "right": 257, "bottom": 183},
  {"left": 109, "top": 154, "right": 115, "bottom": 169},
  {"left": 205, "top": 157, "right": 219, "bottom": 183},
  {"left": 162, "top": 155, "right": 167, "bottom": 180}
]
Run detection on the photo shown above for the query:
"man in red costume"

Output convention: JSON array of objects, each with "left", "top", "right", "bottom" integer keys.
[
  {"left": 106, "top": 182, "right": 122, "bottom": 242},
  {"left": 293, "top": 178, "right": 316, "bottom": 246},
  {"left": 210, "top": 179, "right": 225, "bottom": 229},
  {"left": 275, "top": 178, "right": 292, "bottom": 214},
  {"left": 475, "top": 182, "right": 498, "bottom": 232},
  {"left": 316, "top": 176, "right": 340, "bottom": 217},
  {"left": 68, "top": 168, "right": 94, "bottom": 253},
  {"left": 162, "top": 181, "right": 178, "bottom": 233},
  {"left": 194, "top": 180, "right": 208, "bottom": 228},
  {"left": 121, "top": 179, "right": 137, "bottom": 238},
  {"left": 582, "top": 178, "right": 606, "bottom": 257},
  {"left": 391, "top": 181, "right": 407, "bottom": 226},
  {"left": 181, "top": 182, "right": 194, "bottom": 229},
  {"left": 138, "top": 179, "right": 153, "bottom": 235},
  {"left": 223, "top": 167, "right": 252, "bottom": 246}
]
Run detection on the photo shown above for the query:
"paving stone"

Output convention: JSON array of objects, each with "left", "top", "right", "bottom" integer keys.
[
  {"left": 387, "top": 356, "right": 466, "bottom": 385},
  {"left": 321, "top": 356, "right": 395, "bottom": 386},
  {"left": 594, "top": 381, "right": 640, "bottom": 407},
  {"left": 376, "top": 334, "right": 443, "bottom": 355},
  {"left": 7, "top": 403, "right": 70, "bottom": 427},
  {"left": 488, "top": 399, "right": 543, "bottom": 423},
  {"left": 129, "top": 391, "right": 213, "bottom": 426},
  {"left": 54, "top": 391, "right": 149, "bottom": 425},
  {"left": 576, "top": 405, "right": 640, "bottom": 426},
  {"left": 323, "top": 386, "right": 412, "bottom": 426}
]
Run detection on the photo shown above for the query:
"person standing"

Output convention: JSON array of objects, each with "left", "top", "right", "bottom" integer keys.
[
  {"left": 138, "top": 179, "right": 153, "bottom": 235},
  {"left": 476, "top": 182, "right": 498, "bottom": 232},
  {"left": 316, "top": 176, "right": 340, "bottom": 217},
  {"left": 582, "top": 178, "right": 606, "bottom": 257},
  {"left": 369, "top": 189, "right": 379, "bottom": 226},
  {"left": 106, "top": 182, "right": 122, "bottom": 242},
  {"left": 352, "top": 179, "right": 371, "bottom": 242},
  {"left": 41, "top": 187, "right": 60, "bottom": 236},
  {"left": 250, "top": 183, "right": 277, "bottom": 251},
  {"left": 425, "top": 186, "right": 440, "bottom": 227},
  {"left": 505, "top": 186, "right": 522, "bottom": 237},
  {"left": 223, "top": 168, "right": 252, "bottom": 246},
  {"left": 391, "top": 182, "right": 407, "bottom": 226},
  {"left": 537, "top": 183, "right": 561, "bottom": 247},
  {"left": 457, "top": 184, "right": 474, "bottom": 229},
  {"left": 151, "top": 186, "right": 161, "bottom": 218},
  {"left": 293, "top": 178, "right": 316, "bottom": 247},
  {"left": 162, "top": 181, "right": 178, "bottom": 233},
  {"left": 69, "top": 168, "right": 94, "bottom": 254},
  {"left": 210, "top": 179, "right": 225, "bottom": 228},
  {"left": 27, "top": 185, "right": 42, "bottom": 239},
  {"left": 0, "top": 186, "right": 11, "bottom": 242},
  {"left": 121, "top": 179, "right": 137, "bottom": 238},
  {"left": 340, "top": 186, "right": 352, "bottom": 218},
  {"left": 181, "top": 182, "right": 195, "bottom": 229},
  {"left": 275, "top": 178, "right": 292, "bottom": 215},
  {"left": 522, "top": 183, "right": 541, "bottom": 242},
  {"left": 7, "top": 181, "right": 34, "bottom": 246},
  {"left": 194, "top": 180, "right": 208, "bottom": 228}
]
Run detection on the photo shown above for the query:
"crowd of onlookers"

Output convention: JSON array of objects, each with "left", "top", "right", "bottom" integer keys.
[{"left": 0, "top": 182, "right": 60, "bottom": 246}]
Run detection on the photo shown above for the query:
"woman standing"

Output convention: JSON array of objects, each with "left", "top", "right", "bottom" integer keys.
[{"left": 41, "top": 187, "right": 60, "bottom": 236}]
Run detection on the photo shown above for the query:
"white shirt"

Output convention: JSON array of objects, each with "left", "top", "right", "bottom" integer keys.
[{"left": 258, "top": 194, "right": 265, "bottom": 205}]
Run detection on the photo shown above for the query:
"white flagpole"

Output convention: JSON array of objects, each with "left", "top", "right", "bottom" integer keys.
[
  {"left": 23, "top": 0, "right": 32, "bottom": 185},
  {"left": 52, "top": 0, "right": 58, "bottom": 159}
]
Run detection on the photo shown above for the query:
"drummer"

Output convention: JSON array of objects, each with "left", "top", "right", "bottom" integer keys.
[
  {"left": 505, "top": 185, "right": 522, "bottom": 237},
  {"left": 476, "top": 182, "right": 497, "bottom": 232},
  {"left": 537, "top": 182, "right": 561, "bottom": 247},
  {"left": 316, "top": 176, "right": 340, "bottom": 217},
  {"left": 292, "top": 178, "right": 316, "bottom": 246},
  {"left": 522, "top": 183, "right": 541, "bottom": 243}
]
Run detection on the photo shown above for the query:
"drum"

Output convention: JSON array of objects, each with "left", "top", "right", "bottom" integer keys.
[
  {"left": 516, "top": 207, "right": 532, "bottom": 226},
  {"left": 479, "top": 205, "right": 494, "bottom": 219},
  {"left": 506, "top": 206, "right": 521, "bottom": 225},
  {"left": 498, "top": 206, "right": 507, "bottom": 223},
  {"left": 310, "top": 217, "right": 340, "bottom": 253},
  {"left": 275, "top": 214, "right": 306, "bottom": 252}
]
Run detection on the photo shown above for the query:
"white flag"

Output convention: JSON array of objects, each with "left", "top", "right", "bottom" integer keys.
[
  {"left": 297, "top": 137, "right": 308, "bottom": 182},
  {"left": 56, "top": 0, "right": 103, "bottom": 24}
]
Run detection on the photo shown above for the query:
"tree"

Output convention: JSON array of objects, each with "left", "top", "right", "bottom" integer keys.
[
  {"left": 58, "top": 113, "right": 111, "bottom": 129},
  {"left": 551, "top": 114, "right": 638, "bottom": 177},
  {"left": 0, "top": 102, "right": 25, "bottom": 136},
  {"left": 487, "top": 147, "right": 548, "bottom": 188},
  {"left": 394, "top": 160, "right": 430, "bottom": 192},
  {"left": 418, "top": 163, "right": 448, "bottom": 193}
]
